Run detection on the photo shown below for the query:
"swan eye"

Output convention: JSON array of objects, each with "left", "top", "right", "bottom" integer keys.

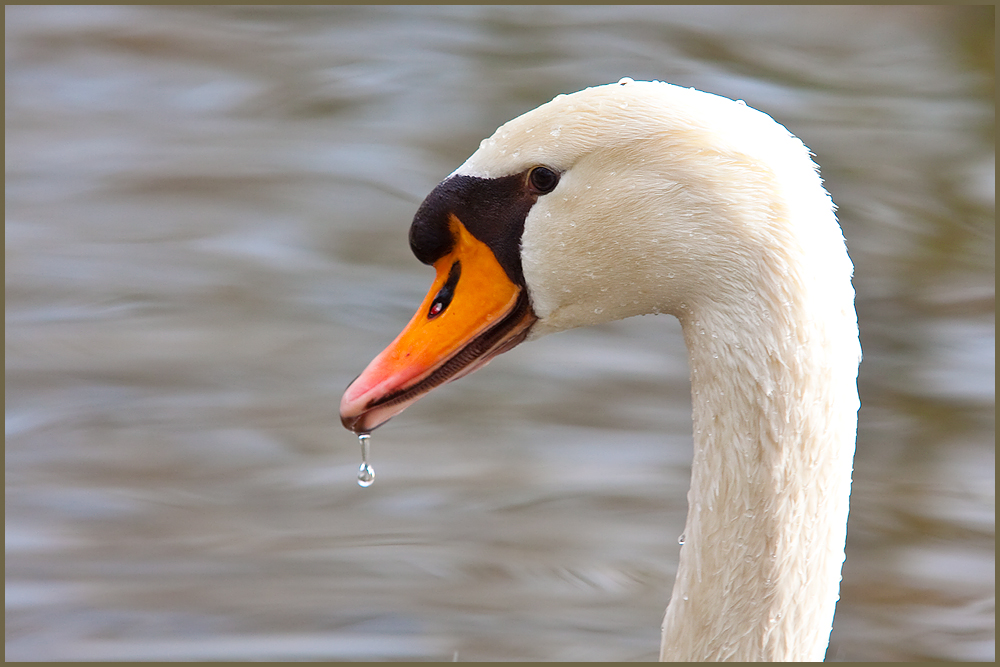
[
  {"left": 528, "top": 166, "right": 559, "bottom": 194},
  {"left": 428, "top": 260, "right": 461, "bottom": 319}
]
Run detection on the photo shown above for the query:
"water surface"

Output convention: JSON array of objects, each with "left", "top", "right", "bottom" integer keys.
[{"left": 6, "top": 6, "right": 994, "bottom": 661}]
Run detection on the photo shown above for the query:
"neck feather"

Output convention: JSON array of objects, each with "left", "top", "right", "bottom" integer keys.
[{"left": 660, "top": 269, "right": 859, "bottom": 661}]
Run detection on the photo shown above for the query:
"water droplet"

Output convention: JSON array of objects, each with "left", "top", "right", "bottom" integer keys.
[
  {"left": 357, "top": 433, "right": 375, "bottom": 487},
  {"left": 678, "top": 533, "right": 686, "bottom": 545},
  {"left": 682, "top": 595, "right": 689, "bottom": 601}
]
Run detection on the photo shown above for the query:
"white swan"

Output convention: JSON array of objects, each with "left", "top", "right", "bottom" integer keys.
[{"left": 340, "top": 79, "right": 861, "bottom": 661}]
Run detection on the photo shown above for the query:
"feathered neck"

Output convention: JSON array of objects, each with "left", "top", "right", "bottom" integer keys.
[
  {"left": 450, "top": 80, "right": 861, "bottom": 660},
  {"left": 660, "top": 264, "right": 859, "bottom": 660}
]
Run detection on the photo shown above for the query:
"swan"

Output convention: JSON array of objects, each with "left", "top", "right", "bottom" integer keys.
[{"left": 339, "top": 79, "right": 861, "bottom": 661}]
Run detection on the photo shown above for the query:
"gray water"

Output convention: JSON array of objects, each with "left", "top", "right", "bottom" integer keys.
[{"left": 5, "top": 6, "right": 994, "bottom": 661}]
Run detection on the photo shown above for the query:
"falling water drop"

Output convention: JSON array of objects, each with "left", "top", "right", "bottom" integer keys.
[{"left": 357, "top": 433, "right": 375, "bottom": 487}]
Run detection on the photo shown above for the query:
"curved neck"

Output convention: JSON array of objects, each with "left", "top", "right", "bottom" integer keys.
[{"left": 660, "top": 284, "right": 859, "bottom": 660}]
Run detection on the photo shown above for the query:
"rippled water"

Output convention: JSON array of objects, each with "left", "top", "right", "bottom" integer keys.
[{"left": 6, "top": 6, "right": 994, "bottom": 661}]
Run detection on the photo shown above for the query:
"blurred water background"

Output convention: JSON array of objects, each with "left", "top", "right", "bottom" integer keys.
[{"left": 5, "top": 5, "right": 994, "bottom": 661}]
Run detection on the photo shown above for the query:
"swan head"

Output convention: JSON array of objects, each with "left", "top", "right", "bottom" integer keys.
[{"left": 340, "top": 80, "right": 843, "bottom": 433}]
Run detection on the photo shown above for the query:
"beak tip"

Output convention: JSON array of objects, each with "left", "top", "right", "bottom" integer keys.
[
  {"left": 340, "top": 380, "right": 392, "bottom": 434},
  {"left": 340, "top": 411, "right": 361, "bottom": 432},
  {"left": 340, "top": 402, "right": 379, "bottom": 434},
  {"left": 340, "top": 405, "right": 392, "bottom": 435},
  {"left": 339, "top": 379, "right": 368, "bottom": 433}
]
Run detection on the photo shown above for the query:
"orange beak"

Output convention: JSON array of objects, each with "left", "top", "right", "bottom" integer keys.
[{"left": 340, "top": 215, "right": 535, "bottom": 433}]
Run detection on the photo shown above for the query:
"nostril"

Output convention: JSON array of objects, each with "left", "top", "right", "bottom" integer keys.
[{"left": 428, "top": 260, "right": 461, "bottom": 319}]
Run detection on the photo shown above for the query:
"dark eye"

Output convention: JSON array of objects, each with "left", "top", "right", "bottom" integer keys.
[{"left": 528, "top": 166, "right": 559, "bottom": 194}]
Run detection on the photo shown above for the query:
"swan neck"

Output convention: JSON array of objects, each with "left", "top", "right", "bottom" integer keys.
[{"left": 660, "top": 295, "right": 859, "bottom": 661}]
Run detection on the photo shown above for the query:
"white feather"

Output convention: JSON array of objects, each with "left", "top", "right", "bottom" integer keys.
[{"left": 456, "top": 80, "right": 861, "bottom": 661}]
